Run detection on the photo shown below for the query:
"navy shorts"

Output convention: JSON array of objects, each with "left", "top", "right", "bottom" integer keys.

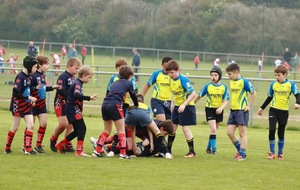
[
  {"left": 102, "top": 103, "right": 124, "bottom": 121},
  {"left": 227, "top": 110, "right": 249, "bottom": 127},
  {"left": 172, "top": 105, "right": 196, "bottom": 126},
  {"left": 125, "top": 108, "right": 153, "bottom": 128},
  {"left": 151, "top": 98, "right": 171, "bottom": 119},
  {"left": 66, "top": 104, "right": 83, "bottom": 123},
  {"left": 32, "top": 105, "right": 47, "bottom": 116},
  {"left": 205, "top": 107, "right": 223, "bottom": 123}
]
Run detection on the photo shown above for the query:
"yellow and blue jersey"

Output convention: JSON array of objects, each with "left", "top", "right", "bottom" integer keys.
[
  {"left": 170, "top": 73, "right": 195, "bottom": 106},
  {"left": 229, "top": 77, "right": 255, "bottom": 110},
  {"left": 268, "top": 79, "right": 300, "bottom": 110},
  {"left": 198, "top": 82, "right": 230, "bottom": 108},
  {"left": 137, "top": 102, "right": 151, "bottom": 114},
  {"left": 147, "top": 70, "right": 172, "bottom": 101},
  {"left": 106, "top": 74, "right": 138, "bottom": 104}
]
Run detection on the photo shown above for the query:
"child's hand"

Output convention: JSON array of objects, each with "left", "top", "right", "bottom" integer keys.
[
  {"left": 90, "top": 94, "right": 98, "bottom": 100},
  {"left": 52, "top": 85, "right": 62, "bottom": 90},
  {"left": 257, "top": 108, "right": 263, "bottom": 115},
  {"left": 178, "top": 104, "right": 186, "bottom": 113},
  {"left": 36, "top": 83, "right": 42, "bottom": 90},
  {"left": 244, "top": 105, "right": 250, "bottom": 112},
  {"left": 216, "top": 108, "right": 223, "bottom": 114},
  {"left": 294, "top": 103, "right": 300, "bottom": 109}
]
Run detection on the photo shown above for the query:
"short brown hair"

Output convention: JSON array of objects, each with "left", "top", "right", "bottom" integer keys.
[
  {"left": 67, "top": 57, "right": 81, "bottom": 68},
  {"left": 119, "top": 66, "right": 133, "bottom": 79},
  {"left": 78, "top": 65, "right": 93, "bottom": 78},
  {"left": 274, "top": 65, "right": 288, "bottom": 74},
  {"left": 136, "top": 94, "right": 144, "bottom": 103},
  {"left": 115, "top": 58, "right": 128, "bottom": 69},
  {"left": 159, "top": 120, "right": 175, "bottom": 135},
  {"left": 36, "top": 55, "right": 49, "bottom": 69},
  {"left": 226, "top": 63, "right": 240, "bottom": 73},
  {"left": 165, "top": 60, "right": 179, "bottom": 71}
]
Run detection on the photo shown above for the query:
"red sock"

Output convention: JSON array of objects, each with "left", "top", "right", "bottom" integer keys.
[
  {"left": 77, "top": 140, "right": 84, "bottom": 154},
  {"left": 118, "top": 133, "right": 126, "bottom": 155},
  {"left": 50, "top": 135, "right": 58, "bottom": 143},
  {"left": 36, "top": 126, "right": 46, "bottom": 147},
  {"left": 5, "top": 130, "right": 15, "bottom": 150},
  {"left": 23, "top": 128, "right": 27, "bottom": 148},
  {"left": 96, "top": 131, "right": 109, "bottom": 153},
  {"left": 66, "top": 141, "right": 73, "bottom": 150},
  {"left": 60, "top": 138, "right": 69, "bottom": 147},
  {"left": 105, "top": 136, "right": 114, "bottom": 144},
  {"left": 25, "top": 130, "right": 33, "bottom": 152}
]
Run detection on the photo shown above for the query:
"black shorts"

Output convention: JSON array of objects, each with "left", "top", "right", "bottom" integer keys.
[
  {"left": 102, "top": 103, "right": 124, "bottom": 121},
  {"left": 268, "top": 107, "right": 289, "bottom": 130},
  {"left": 205, "top": 107, "right": 223, "bottom": 123},
  {"left": 32, "top": 105, "right": 47, "bottom": 116},
  {"left": 172, "top": 105, "right": 196, "bottom": 126},
  {"left": 54, "top": 104, "right": 66, "bottom": 117},
  {"left": 151, "top": 98, "right": 171, "bottom": 119}
]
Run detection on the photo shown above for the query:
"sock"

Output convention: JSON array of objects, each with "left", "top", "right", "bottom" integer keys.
[
  {"left": 269, "top": 140, "right": 275, "bottom": 154},
  {"left": 278, "top": 139, "right": 285, "bottom": 155},
  {"left": 66, "top": 141, "right": 73, "bottom": 150},
  {"left": 96, "top": 131, "right": 109, "bottom": 153},
  {"left": 25, "top": 130, "right": 33, "bottom": 152},
  {"left": 233, "top": 140, "right": 240, "bottom": 152},
  {"left": 156, "top": 134, "right": 169, "bottom": 154},
  {"left": 5, "top": 130, "right": 15, "bottom": 150},
  {"left": 186, "top": 137, "right": 195, "bottom": 153},
  {"left": 111, "top": 133, "right": 119, "bottom": 153},
  {"left": 105, "top": 136, "right": 114, "bottom": 144},
  {"left": 59, "top": 138, "right": 69, "bottom": 148},
  {"left": 206, "top": 135, "right": 211, "bottom": 150},
  {"left": 167, "top": 133, "right": 176, "bottom": 153},
  {"left": 210, "top": 134, "right": 217, "bottom": 152},
  {"left": 76, "top": 140, "right": 84, "bottom": 155},
  {"left": 36, "top": 126, "right": 46, "bottom": 147},
  {"left": 50, "top": 135, "right": 58, "bottom": 143},
  {"left": 23, "top": 128, "right": 27, "bottom": 148},
  {"left": 239, "top": 148, "right": 246, "bottom": 158},
  {"left": 118, "top": 133, "right": 126, "bottom": 155}
]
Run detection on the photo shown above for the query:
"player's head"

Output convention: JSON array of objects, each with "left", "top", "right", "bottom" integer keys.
[
  {"left": 66, "top": 57, "right": 81, "bottom": 76},
  {"left": 136, "top": 94, "right": 144, "bottom": 103},
  {"left": 210, "top": 67, "right": 222, "bottom": 83},
  {"left": 274, "top": 65, "right": 288, "bottom": 83},
  {"left": 23, "top": 55, "right": 38, "bottom": 74},
  {"left": 78, "top": 66, "right": 93, "bottom": 84},
  {"left": 226, "top": 63, "right": 240, "bottom": 80},
  {"left": 165, "top": 60, "right": 180, "bottom": 79},
  {"left": 36, "top": 55, "right": 50, "bottom": 70},
  {"left": 161, "top": 56, "right": 173, "bottom": 72},
  {"left": 119, "top": 65, "right": 133, "bottom": 80},
  {"left": 159, "top": 120, "right": 175, "bottom": 136},
  {"left": 115, "top": 58, "right": 127, "bottom": 70}
]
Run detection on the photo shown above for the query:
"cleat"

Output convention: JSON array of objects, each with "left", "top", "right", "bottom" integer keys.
[
  {"left": 212, "top": 150, "right": 217, "bottom": 155},
  {"left": 206, "top": 149, "right": 212, "bottom": 154},
  {"left": 90, "top": 137, "right": 97, "bottom": 149},
  {"left": 24, "top": 149, "right": 36, "bottom": 155},
  {"left": 76, "top": 152, "right": 92, "bottom": 157},
  {"left": 55, "top": 143, "right": 65, "bottom": 154},
  {"left": 119, "top": 154, "right": 130, "bottom": 159},
  {"left": 267, "top": 152, "right": 276, "bottom": 160},
  {"left": 235, "top": 155, "right": 245, "bottom": 161},
  {"left": 64, "top": 146, "right": 75, "bottom": 153},
  {"left": 34, "top": 146, "right": 46, "bottom": 154},
  {"left": 21, "top": 147, "right": 25, "bottom": 153},
  {"left": 233, "top": 153, "right": 239, "bottom": 159},
  {"left": 277, "top": 154, "right": 284, "bottom": 160},
  {"left": 102, "top": 145, "right": 109, "bottom": 155},
  {"left": 106, "top": 151, "right": 115, "bottom": 157},
  {"left": 184, "top": 152, "right": 196, "bottom": 158},
  {"left": 50, "top": 140, "right": 57, "bottom": 152},
  {"left": 165, "top": 152, "right": 173, "bottom": 159},
  {"left": 4, "top": 149, "right": 12, "bottom": 154},
  {"left": 92, "top": 150, "right": 104, "bottom": 158},
  {"left": 153, "top": 153, "right": 165, "bottom": 158}
]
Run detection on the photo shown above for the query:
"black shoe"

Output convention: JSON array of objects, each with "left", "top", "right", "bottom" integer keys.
[
  {"left": 24, "top": 149, "right": 36, "bottom": 155},
  {"left": 35, "top": 146, "right": 46, "bottom": 153},
  {"left": 4, "top": 149, "right": 12, "bottom": 154},
  {"left": 64, "top": 146, "right": 75, "bottom": 153},
  {"left": 206, "top": 149, "right": 212, "bottom": 154},
  {"left": 50, "top": 140, "right": 57, "bottom": 152}
]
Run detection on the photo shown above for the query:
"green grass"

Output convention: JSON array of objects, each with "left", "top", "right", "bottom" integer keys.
[{"left": 1, "top": 48, "right": 300, "bottom": 189}]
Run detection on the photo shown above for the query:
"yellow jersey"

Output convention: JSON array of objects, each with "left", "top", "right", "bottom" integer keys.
[
  {"left": 147, "top": 70, "right": 172, "bottom": 101},
  {"left": 170, "top": 73, "right": 195, "bottom": 106}
]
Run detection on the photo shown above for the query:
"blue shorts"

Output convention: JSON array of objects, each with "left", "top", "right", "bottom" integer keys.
[
  {"left": 205, "top": 107, "right": 223, "bottom": 123},
  {"left": 227, "top": 110, "right": 249, "bottom": 127},
  {"left": 151, "top": 98, "right": 171, "bottom": 119},
  {"left": 32, "top": 105, "right": 47, "bottom": 116},
  {"left": 172, "top": 106, "right": 196, "bottom": 126},
  {"left": 102, "top": 103, "right": 124, "bottom": 121},
  {"left": 125, "top": 108, "right": 153, "bottom": 128}
]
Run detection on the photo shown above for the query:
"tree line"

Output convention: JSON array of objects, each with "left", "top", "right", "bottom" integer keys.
[{"left": 0, "top": 0, "right": 300, "bottom": 55}]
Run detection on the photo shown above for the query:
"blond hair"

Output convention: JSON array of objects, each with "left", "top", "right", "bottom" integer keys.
[
  {"left": 78, "top": 65, "right": 93, "bottom": 78},
  {"left": 67, "top": 57, "right": 81, "bottom": 68}
]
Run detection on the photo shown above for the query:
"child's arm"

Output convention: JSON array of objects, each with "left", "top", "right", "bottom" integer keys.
[
  {"left": 244, "top": 91, "right": 256, "bottom": 112},
  {"left": 146, "top": 127, "right": 154, "bottom": 152},
  {"left": 129, "top": 87, "right": 139, "bottom": 106},
  {"left": 141, "top": 84, "right": 151, "bottom": 97},
  {"left": 130, "top": 125, "right": 139, "bottom": 155},
  {"left": 257, "top": 96, "right": 272, "bottom": 115},
  {"left": 194, "top": 96, "right": 201, "bottom": 104},
  {"left": 216, "top": 100, "right": 228, "bottom": 114},
  {"left": 294, "top": 93, "right": 300, "bottom": 109},
  {"left": 178, "top": 91, "right": 196, "bottom": 113}
]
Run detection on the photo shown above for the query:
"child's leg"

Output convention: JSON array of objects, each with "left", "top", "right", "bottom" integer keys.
[
  {"left": 238, "top": 125, "right": 247, "bottom": 158},
  {"left": 167, "top": 125, "right": 178, "bottom": 153},
  {"left": 50, "top": 116, "right": 68, "bottom": 143},
  {"left": 114, "top": 119, "right": 126, "bottom": 155},
  {"left": 74, "top": 119, "right": 87, "bottom": 155},
  {"left": 207, "top": 120, "right": 218, "bottom": 152},
  {"left": 5, "top": 116, "right": 21, "bottom": 151},
  {"left": 95, "top": 120, "right": 112, "bottom": 153},
  {"left": 24, "top": 114, "right": 35, "bottom": 152},
  {"left": 36, "top": 113, "right": 47, "bottom": 147},
  {"left": 182, "top": 125, "right": 195, "bottom": 154},
  {"left": 227, "top": 125, "right": 240, "bottom": 152},
  {"left": 277, "top": 123, "right": 286, "bottom": 156}
]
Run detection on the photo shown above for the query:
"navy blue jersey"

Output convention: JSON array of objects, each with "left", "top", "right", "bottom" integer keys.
[
  {"left": 10, "top": 72, "right": 32, "bottom": 116},
  {"left": 66, "top": 78, "right": 90, "bottom": 122},
  {"left": 30, "top": 71, "right": 48, "bottom": 109},
  {"left": 103, "top": 79, "right": 138, "bottom": 106},
  {"left": 54, "top": 71, "right": 75, "bottom": 107}
]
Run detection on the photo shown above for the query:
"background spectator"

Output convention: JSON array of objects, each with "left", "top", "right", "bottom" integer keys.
[
  {"left": 81, "top": 44, "right": 87, "bottom": 65},
  {"left": 68, "top": 44, "right": 77, "bottom": 59},
  {"left": 132, "top": 48, "right": 140, "bottom": 82},
  {"left": 27, "top": 41, "right": 38, "bottom": 57}
]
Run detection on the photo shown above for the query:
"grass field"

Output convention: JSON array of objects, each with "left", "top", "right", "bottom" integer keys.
[{"left": 0, "top": 48, "right": 300, "bottom": 189}]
